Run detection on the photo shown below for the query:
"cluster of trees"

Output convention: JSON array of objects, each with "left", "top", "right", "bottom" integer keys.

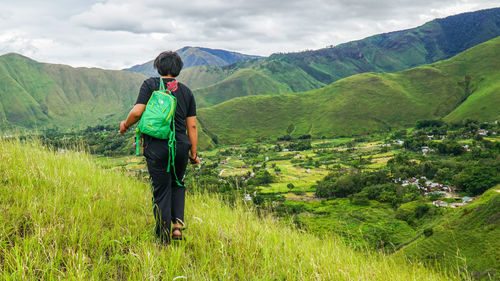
[
  {"left": 403, "top": 119, "right": 499, "bottom": 152},
  {"left": 315, "top": 170, "right": 421, "bottom": 208},
  {"left": 388, "top": 154, "right": 500, "bottom": 196},
  {"left": 39, "top": 125, "right": 134, "bottom": 156}
]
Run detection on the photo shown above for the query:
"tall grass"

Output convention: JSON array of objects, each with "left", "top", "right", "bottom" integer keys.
[{"left": 0, "top": 138, "right": 465, "bottom": 280}]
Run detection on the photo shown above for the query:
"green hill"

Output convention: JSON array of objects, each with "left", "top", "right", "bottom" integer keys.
[
  {"left": 0, "top": 53, "right": 145, "bottom": 130},
  {"left": 397, "top": 186, "right": 500, "bottom": 280},
  {"left": 192, "top": 60, "right": 326, "bottom": 108},
  {"left": 177, "top": 65, "right": 234, "bottom": 90},
  {"left": 0, "top": 138, "right": 462, "bottom": 280},
  {"left": 187, "top": 8, "right": 500, "bottom": 107},
  {"left": 197, "top": 36, "right": 500, "bottom": 144}
]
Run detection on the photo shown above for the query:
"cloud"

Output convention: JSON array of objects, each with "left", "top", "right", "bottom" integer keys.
[{"left": 0, "top": 0, "right": 498, "bottom": 69}]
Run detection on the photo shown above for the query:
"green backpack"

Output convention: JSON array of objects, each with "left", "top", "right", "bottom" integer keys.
[{"left": 136, "top": 78, "right": 181, "bottom": 185}]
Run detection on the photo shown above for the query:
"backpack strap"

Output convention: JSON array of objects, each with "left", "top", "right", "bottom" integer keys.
[
  {"left": 159, "top": 77, "right": 166, "bottom": 91},
  {"left": 159, "top": 78, "right": 178, "bottom": 93},
  {"left": 135, "top": 128, "right": 141, "bottom": 156},
  {"left": 166, "top": 80, "right": 178, "bottom": 92}
]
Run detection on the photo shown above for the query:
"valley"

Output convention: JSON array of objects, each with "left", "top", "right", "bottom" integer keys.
[
  {"left": 1, "top": 6, "right": 500, "bottom": 280},
  {"left": 35, "top": 118, "right": 500, "bottom": 279}
]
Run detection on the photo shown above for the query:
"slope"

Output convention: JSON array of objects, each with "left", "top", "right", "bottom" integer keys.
[
  {"left": 396, "top": 186, "right": 500, "bottom": 280},
  {"left": 0, "top": 53, "right": 145, "bottom": 130},
  {"left": 197, "top": 36, "right": 500, "bottom": 144},
  {"left": 272, "top": 7, "right": 500, "bottom": 84},
  {"left": 0, "top": 138, "right": 461, "bottom": 280},
  {"left": 187, "top": 8, "right": 500, "bottom": 107},
  {"left": 124, "top": 46, "right": 263, "bottom": 77}
]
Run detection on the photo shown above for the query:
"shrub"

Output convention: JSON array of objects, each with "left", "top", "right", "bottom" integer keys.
[{"left": 423, "top": 227, "right": 434, "bottom": 237}]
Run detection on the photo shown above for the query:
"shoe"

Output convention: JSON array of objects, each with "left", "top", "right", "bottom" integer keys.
[{"left": 172, "top": 227, "right": 183, "bottom": 240}]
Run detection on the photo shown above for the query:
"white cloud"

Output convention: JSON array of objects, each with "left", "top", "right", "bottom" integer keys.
[{"left": 0, "top": 0, "right": 498, "bottom": 69}]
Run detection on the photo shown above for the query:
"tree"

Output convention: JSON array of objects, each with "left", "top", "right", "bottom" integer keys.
[
  {"left": 286, "top": 123, "right": 295, "bottom": 136},
  {"left": 453, "top": 166, "right": 499, "bottom": 196},
  {"left": 423, "top": 228, "right": 434, "bottom": 237}
]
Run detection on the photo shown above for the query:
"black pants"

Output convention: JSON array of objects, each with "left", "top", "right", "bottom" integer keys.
[{"left": 144, "top": 136, "right": 191, "bottom": 243}]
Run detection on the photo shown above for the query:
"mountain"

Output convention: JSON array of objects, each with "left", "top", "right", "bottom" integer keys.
[
  {"left": 189, "top": 7, "right": 500, "bottom": 108},
  {"left": 397, "top": 185, "right": 500, "bottom": 279},
  {"left": 0, "top": 53, "right": 144, "bottom": 130},
  {"left": 0, "top": 138, "right": 460, "bottom": 280},
  {"left": 0, "top": 53, "right": 216, "bottom": 149},
  {"left": 124, "top": 46, "right": 263, "bottom": 77},
  {"left": 196, "top": 36, "right": 500, "bottom": 144}
]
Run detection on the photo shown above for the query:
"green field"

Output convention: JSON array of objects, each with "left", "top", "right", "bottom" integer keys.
[{"left": 0, "top": 138, "right": 464, "bottom": 280}]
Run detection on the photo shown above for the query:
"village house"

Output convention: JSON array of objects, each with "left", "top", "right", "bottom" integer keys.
[
  {"left": 395, "top": 140, "right": 404, "bottom": 145},
  {"left": 421, "top": 146, "right": 431, "bottom": 155},
  {"left": 401, "top": 176, "right": 455, "bottom": 195},
  {"left": 462, "top": 196, "right": 473, "bottom": 203},
  {"left": 477, "top": 129, "right": 488, "bottom": 136},
  {"left": 433, "top": 200, "right": 449, "bottom": 207}
]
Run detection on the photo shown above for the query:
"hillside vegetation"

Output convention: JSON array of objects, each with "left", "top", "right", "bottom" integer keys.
[
  {"left": 187, "top": 8, "right": 500, "bottom": 106},
  {"left": 398, "top": 186, "right": 500, "bottom": 280},
  {"left": 0, "top": 138, "right": 463, "bottom": 280},
  {"left": 0, "top": 53, "right": 145, "bottom": 130},
  {"left": 197, "top": 36, "right": 500, "bottom": 144}
]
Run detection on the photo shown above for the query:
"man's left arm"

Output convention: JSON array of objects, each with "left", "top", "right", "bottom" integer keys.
[{"left": 120, "top": 104, "right": 146, "bottom": 134}]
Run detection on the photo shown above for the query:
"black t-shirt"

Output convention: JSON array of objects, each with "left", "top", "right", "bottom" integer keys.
[{"left": 135, "top": 77, "right": 196, "bottom": 142}]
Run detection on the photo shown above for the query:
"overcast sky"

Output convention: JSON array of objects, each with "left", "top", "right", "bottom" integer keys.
[{"left": 0, "top": 0, "right": 498, "bottom": 70}]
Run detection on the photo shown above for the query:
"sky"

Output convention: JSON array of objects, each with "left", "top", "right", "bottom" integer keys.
[{"left": 0, "top": 0, "right": 499, "bottom": 70}]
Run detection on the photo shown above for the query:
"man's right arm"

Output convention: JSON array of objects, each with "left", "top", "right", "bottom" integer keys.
[{"left": 186, "top": 116, "right": 200, "bottom": 165}]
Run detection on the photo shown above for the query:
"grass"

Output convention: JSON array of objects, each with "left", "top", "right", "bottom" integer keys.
[{"left": 0, "top": 138, "right": 465, "bottom": 280}]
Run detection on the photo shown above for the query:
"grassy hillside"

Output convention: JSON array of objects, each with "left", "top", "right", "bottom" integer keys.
[
  {"left": 191, "top": 60, "right": 326, "bottom": 108},
  {"left": 177, "top": 65, "right": 234, "bottom": 90},
  {"left": 0, "top": 53, "right": 145, "bottom": 130},
  {"left": 442, "top": 37, "right": 500, "bottom": 122},
  {"left": 197, "top": 36, "right": 500, "bottom": 144},
  {"left": 194, "top": 68, "right": 292, "bottom": 108},
  {"left": 0, "top": 138, "right": 463, "bottom": 280},
  {"left": 124, "top": 46, "right": 263, "bottom": 77},
  {"left": 397, "top": 186, "right": 500, "bottom": 280},
  {"left": 185, "top": 8, "right": 500, "bottom": 107}
]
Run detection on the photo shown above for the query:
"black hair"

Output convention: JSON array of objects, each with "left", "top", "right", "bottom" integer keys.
[{"left": 153, "top": 51, "right": 183, "bottom": 77}]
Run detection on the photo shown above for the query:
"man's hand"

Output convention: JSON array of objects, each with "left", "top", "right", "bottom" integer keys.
[
  {"left": 190, "top": 155, "right": 200, "bottom": 166},
  {"left": 119, "top": 121, "right": 128, "bottom": 134}
]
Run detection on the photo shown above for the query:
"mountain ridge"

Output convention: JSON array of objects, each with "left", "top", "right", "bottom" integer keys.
[
  {"left": 196, "top": 35, "right": 500, "bottom": 144},
  {"left": 189, "top": 7, "right": 500, "bottom": 108},
  {"left": 124, "top": 46, "right": 263, "bottom": 77}
]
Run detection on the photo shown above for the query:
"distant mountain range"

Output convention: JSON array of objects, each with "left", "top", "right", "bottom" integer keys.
[
  {"left": 124, "top": 46, "right": 263, "bottom": 77},
  {"left": 197, "top": 35, "right": 500, "bottom": 143},
  {"left": 1, "top": 8, "right": 499, "bottom": 148},
  {"left": 188, "top": 7, "right": 500, "bottom": 108}
]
